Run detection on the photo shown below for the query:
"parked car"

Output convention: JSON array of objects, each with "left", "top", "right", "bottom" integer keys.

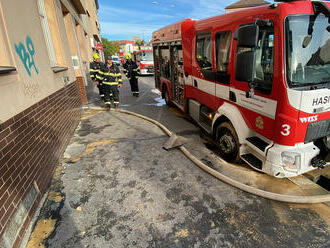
[{"left": 111, "top": 56, "right": 120, "bottom": 66}]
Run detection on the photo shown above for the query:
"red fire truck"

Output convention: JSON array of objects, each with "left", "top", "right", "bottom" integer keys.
[
  {"left": 135, "top": 50, "right": 154, "bottom": 75},
  {"left": 152, "top": 0, "right": 330, "bottom": 178}
]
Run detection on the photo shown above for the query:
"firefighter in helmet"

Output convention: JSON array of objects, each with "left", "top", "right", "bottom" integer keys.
[
  {"left": 197, "top": 54, "right": 212, "bottom": 70},
  {"left": 98, "top": 56, "right": 122, "bottom": 109},
  {"left": 90, "top": 53, "right": 105, "bottom": 99},
  {"left": 123, "top": 53, "right": 140, "bottom": 97}
]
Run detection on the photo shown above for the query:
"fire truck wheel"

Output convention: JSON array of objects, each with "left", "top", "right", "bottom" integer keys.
[
  {"left": 216, "top": 122, "right": 240, "bottom": 162},
  {"left": 164, "top": 87, "right": 171, "bottom": 106}
]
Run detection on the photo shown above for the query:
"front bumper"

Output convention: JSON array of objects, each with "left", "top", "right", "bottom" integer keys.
[
  {"left": 264, "top": 142, "right": 320, "bottom": 178},
  {"left": 140, "top": 69, "right": 154, "bottom": 75}
]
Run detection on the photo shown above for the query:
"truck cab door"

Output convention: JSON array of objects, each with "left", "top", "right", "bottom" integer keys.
[{"left": 233, "top": 21, "right": 277, "bottom": 140}]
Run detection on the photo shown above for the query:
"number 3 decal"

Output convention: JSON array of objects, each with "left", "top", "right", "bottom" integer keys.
[{"left": 281, "top": 124, "right": 291, "bottom": 136}]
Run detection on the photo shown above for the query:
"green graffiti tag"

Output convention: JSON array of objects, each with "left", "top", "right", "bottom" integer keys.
[{"left": 15, "top": 36, "right": 39, "bottom": 77}]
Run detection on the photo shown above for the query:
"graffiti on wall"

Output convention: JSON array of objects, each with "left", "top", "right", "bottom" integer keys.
[
  {"left": 22, "top": 80, "right": 40, "bottom": 98},
  {"left": 14, "top": 35, "right": 39, "bottom": 77}
]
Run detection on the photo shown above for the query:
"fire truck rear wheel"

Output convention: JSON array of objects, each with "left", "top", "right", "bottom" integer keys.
[{"left": 216, "top": 122, "right": 240, "bottom": 163}]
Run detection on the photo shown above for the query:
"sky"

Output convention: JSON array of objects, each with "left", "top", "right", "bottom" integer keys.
[{"left": 98, "top": 0, "right": 275, "bottom": 42}]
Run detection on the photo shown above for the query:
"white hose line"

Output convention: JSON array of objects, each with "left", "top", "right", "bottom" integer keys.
[{"left": 116, "top": 109, "right": 330, "bottom": 203}]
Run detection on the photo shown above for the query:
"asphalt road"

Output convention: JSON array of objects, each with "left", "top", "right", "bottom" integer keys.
[{"left": 26, "top": 74, "right": 330, "bottom": 248}]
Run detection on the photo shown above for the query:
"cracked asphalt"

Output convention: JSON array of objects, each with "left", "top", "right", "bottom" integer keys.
[{"left": 26, "top": 75, "right": 330, "bottom": 248}]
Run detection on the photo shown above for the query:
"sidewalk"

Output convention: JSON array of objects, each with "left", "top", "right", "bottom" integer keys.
[{"left": 24, "top": 78, "right": 330, "bottom": 248}]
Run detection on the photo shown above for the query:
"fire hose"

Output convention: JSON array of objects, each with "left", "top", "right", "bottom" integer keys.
[{"left": 109, "top": 108, "right": 330, "bottom": 204}]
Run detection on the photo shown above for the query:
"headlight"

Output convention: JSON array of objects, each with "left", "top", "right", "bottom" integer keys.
[
  {"left": 323, "top": 136, "right": 330, "bottom": 150},
  {"left": 281, "top": 151, "right": 301, "bottom": 171}
]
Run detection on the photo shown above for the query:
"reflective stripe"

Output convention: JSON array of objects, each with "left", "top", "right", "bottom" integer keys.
[
  {"left": 90, "top": 69, "right": 98, "bottom": 72},
  {"left": 103, "top": 82, "right": 118, "bottom": 86},
  {"left": 100, "top": 94, "right": 105, "bottom": 97},
  {"left": 118, "top": 79, "right": 122, "bottom": 82},
  {"left": 114, "top": 101, "right": 119, "bottom": 104},
  {"left": 132, "top": 91, "right": 139, "bottom": 93},
  {"left": 115, "top": 73, "right": 122, "bottom": 76},
  {"left": 103, "top": 72, "right": 116, "bottom": 76},
  {"left": 105, "top": 102, "right": 111, "bottom": 104},
  {"left": 96, "top": 75, "right": 103, "bottom": 80}
]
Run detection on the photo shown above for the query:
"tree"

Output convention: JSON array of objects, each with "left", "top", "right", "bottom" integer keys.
[
  {"left": 135, "top": 39, "right": 146, "bottom": 49},
  {"left": 101, "top": 37, "right": 120, "bottom": 58}
]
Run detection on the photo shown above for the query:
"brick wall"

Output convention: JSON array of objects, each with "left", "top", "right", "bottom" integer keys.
[
  {"left": 76, "top": 76, "right": 88, "bottom": 104},
  {"left": 0, "top": 82, "right": 82, "bottom": 247}
]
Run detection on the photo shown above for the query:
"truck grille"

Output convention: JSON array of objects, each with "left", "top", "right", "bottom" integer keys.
[{"left": 305, "top": 118, "right": 330, "bottom": 143}]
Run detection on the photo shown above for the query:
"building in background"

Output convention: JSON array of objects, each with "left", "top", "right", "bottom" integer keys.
[
  {"left": 0, "top": 0, "right": 101, "bottom": 247},
  {"left": 132, "top": 36, "right": 142, "bottom": 43},
  {"left": 113, "top": 39, "right": 152, "bottom": 59},
  {"left": 114, "top": 40, "right": 135, "bottom": 56},
  {"left": 225, "top": 0, "right": 270, "bottom": 12}
]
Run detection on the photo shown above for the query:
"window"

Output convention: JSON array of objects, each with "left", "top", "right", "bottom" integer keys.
[
  {"left": 0, "top": 2, "right": 14, "bottom": 70},
  {"left": 285, "top": 15, "right": 330, "bottom": 87},
  {"left": 254, "top": 24, "right": 274, "bottom": 93},
  {"left": 216, "top": 31, "right": 231, "bottom": 73},
  {"left": 38, "top": 0, "right": 67, "bottom": 68},
  {"left": 215, "top": 31, "right": 231, "bottom": 83},
  {"left": 196, "top": 32, "right": 212, "bottom": 71},
  {"left": 160, "top": 46, "right": 170, "bottom": 79}
]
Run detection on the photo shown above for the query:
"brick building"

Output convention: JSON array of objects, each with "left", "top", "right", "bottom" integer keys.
[
  {"left": 0, "top": 0, "right": 101, "bottom": 247},
  {"left": 225, "top": 0, "right": 270, "bottom": 12}
]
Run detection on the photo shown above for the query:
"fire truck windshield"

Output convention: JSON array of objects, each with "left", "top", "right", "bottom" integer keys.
[
  {"left": 141, "top": 52, "right": 153, "bottom": 61},
  {"left": 285, "top": 15, "right": 330, "bottom": 87}
]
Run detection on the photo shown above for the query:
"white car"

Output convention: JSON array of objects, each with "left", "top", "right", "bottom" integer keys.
[{"left": 111, "top": 56, "right": 121, "bottom": 66}]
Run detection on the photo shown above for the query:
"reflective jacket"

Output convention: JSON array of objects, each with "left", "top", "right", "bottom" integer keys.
[
  {"left": 89, "top": 61, "right": 103, "bottom": 81},
  {"left": 123, "top": 60, "right": 140, "bottom": 80},
  {"left": 98, "top": 64, "right": 122, "bottom": 86}
]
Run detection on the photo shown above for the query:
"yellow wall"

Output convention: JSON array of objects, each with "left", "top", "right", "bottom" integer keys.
[{"left": 0, "top": 0, "right": 101, "bottom": 122}]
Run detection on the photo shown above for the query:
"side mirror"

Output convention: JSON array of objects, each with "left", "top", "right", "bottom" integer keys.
[
  {"left": 235, "top": 50, "right": 255, "bottom": 83},
  {"left": 235, "top": 24, "right": 259, "bottom": 98},
  {"left": 237, "top": 24, "right": 259, "bottom": 47}
]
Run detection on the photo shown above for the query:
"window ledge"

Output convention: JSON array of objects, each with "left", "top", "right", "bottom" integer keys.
[
  {"left": 0, "top": 66, "right": 16, "bottom": 74},
  {"left": 52, "top": 66, "right": 68, "bottom": 73}
]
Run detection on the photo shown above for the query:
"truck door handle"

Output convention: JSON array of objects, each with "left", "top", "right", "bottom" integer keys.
[{"left": 194, "top": 80, "right": 198, "bottom": 88}]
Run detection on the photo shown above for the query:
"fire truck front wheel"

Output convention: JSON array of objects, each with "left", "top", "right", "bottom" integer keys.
[{"left": 216, "top": 122, "right": 240, "bottom": 163}]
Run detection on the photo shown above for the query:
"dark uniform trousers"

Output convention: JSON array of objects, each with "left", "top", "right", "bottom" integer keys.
[
  {"left": 104, "top": 84, "right": 119, "bottom": 105},
  {"left": 123, "top": 60, "right": 140, "bottom": 96},
  {"left": 129, "top": 77, "right": 139, "bottom": 95}
]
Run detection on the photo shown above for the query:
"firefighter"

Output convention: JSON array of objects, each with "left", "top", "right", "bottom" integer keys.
[
  {"left": 90, "top": 53, "right": 105, "bottom": 99},
  {"left": 123, "top": 54, "right": 140, "bottom": 97},
  {"left": 99, "top": 57, "right": 122, "bottom": 109}
]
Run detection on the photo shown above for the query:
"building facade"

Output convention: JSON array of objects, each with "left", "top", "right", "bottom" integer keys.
[
  {"left": 0, "top": 0, "right": 101, "bottom": 247},
  {"left": 225, "top": 0, "right": 270, "bottom": 12}
]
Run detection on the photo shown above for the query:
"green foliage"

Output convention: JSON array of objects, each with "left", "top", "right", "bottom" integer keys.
[
  {"left": 101, "top": 37, "right": 120, "bottom": 58},
  {"left": 135, "top": 39, "right": 146, "bottom": 49}
]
